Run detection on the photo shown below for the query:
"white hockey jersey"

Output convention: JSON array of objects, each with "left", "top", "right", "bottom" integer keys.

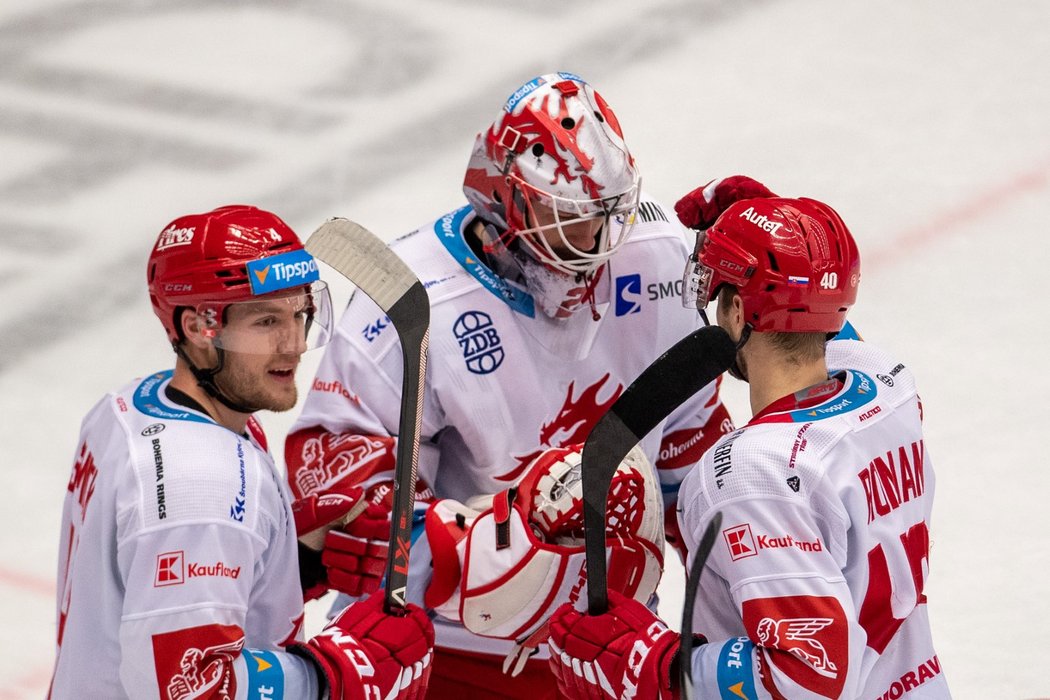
[
  {"left": 51, "top": 371, "right": 319, "bottom": 699},
  {"left": 288, "top": 200, "right": 731, "bottom": 655},
  {"left": 678, "top": 340, "right": 950, "bottom": 699}
]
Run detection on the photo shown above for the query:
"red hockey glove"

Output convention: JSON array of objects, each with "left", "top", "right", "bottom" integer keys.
[
  {"left": 293, "top": 591, "right": 434, "bottom": 700},
  {"left": 322, "top": 500, "right": 391, "bottom": 598},
  {"left": 293, "top": 483, "right": 370, "bottom": 600},
  {"left": 675, "top": 175, "right": 777, "bottom": 230},
  {"left": 548, "top": 591, "right": 684, "bottom": 700},
  {"left": 293, "top": 483, "right": 367, "bottom": 549}
]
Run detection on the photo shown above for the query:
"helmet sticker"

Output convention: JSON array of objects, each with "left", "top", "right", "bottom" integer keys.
[{"left": 245, "top": 248, "right": 320, "bottom": 295}]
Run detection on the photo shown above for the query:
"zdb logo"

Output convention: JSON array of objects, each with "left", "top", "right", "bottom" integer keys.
[
  {"left": 155, "top": 550, "right": 185, "bottom": 587},
  {"left": 141, "top": 423, "right": 165, "bottom": 436},
  {"left": 453, "top": 310, "right": 504, "bottom": 375},
  {"left": 877, "top": 374, "right": 894, "bottom": 387},
  {"left": 723, "top": 524, "right": 757, "bottom": 561}
]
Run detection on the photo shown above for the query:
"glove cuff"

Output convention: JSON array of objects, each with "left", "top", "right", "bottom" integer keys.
[{"left": 287, "top": 643, "right": 334, "bottom": 700}]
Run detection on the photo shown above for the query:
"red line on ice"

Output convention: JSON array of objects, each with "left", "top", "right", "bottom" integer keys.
[
  {"left": 866, "top": 157, "right": 1050, "bottom": 269},
  {"left": 0, "top": 565, "right": 54, "bottom": 597}
]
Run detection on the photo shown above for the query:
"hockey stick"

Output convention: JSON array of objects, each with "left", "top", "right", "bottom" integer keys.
[
  {"left": 305, "top": 218, "right": 430, "bottom": 614},
  {"left": 582, "top": 324, "right": 735, "bottom": 615},
  {"left": 679, "top": 510, "right": 722, "bottom": 700}
]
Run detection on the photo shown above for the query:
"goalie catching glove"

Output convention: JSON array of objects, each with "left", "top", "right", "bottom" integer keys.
[{"left": 423, "top": 443, "right": 664, "bottom": 669}]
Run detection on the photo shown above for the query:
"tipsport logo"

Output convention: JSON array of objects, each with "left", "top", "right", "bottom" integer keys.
[
  {"left": 503, "top": 71, "right": 586, "bottom": 113},
  {"left": 245, "top": 248, "right": 319, "bottom": 295}
]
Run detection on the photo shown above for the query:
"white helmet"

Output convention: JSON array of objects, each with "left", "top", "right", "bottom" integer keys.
[{"left": 463, "top": 72, "right": 641, "bottom": 276}]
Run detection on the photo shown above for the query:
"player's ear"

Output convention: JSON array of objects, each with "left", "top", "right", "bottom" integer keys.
[
  {"left": 178, "top": 308, "right": 213, "bottom": 350},
  {"left": 716, "top": 287, "right": 745, "bottom": 333}
]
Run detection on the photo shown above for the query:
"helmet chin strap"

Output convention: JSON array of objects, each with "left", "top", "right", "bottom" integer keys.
[
  {"left": 727, "top": 323, "right": 753, "bottom": 382},
  {"left": 175, "top": 344, "right": 262, "bottom": 415}
]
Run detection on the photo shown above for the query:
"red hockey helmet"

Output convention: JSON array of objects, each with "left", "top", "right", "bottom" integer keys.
[
  {"left": 463, "top": 72, "right": 641, "bottom": 275},
  {"left": 147, "top": 204, "right": 332, "bottom": 350},
  {"left": 683, "top": 197, "right": 860, "bottom": 332}
]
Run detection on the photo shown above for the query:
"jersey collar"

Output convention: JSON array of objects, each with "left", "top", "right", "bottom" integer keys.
[{"left": 748, "top": 369, "right": 879, "bottom": 425}]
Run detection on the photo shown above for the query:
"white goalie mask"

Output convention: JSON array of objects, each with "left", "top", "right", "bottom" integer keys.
[{"left": 463, "top": 72, "right": 642, "bottom": 282}]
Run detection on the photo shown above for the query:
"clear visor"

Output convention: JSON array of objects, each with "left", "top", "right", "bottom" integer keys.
[
  {"left": 195, "top": 280, "right": 334, "bottom": 354},
  {"left": 682, "top": 231, "right": 715, "bottom": 312},
  {"left": 515, "top": 174, "right": 642, "bottom": 275}
]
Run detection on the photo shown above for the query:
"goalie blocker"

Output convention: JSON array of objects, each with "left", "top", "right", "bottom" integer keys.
[{"left": 423, "top": 443, "right": 664, "bottom": 673}]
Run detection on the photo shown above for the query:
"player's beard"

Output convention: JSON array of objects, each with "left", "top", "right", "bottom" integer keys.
[{"left": 216, "top": 351, "right": 300, "bottom": 413}]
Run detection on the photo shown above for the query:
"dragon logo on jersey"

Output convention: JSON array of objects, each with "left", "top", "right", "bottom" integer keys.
[
  {"left": 454, "top": 310, "right": 504, "bottom": 374},
  {"left": 743, "top": 595, "right": 848, "bottom": 698},
  {"left": 152, "top": 624, "right": 243, "bottom": 700},
  {"left": 495, "top": 374, "right": 623, "bottom": 482}
]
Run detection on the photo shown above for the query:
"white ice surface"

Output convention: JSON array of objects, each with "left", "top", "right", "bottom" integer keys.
[{"left": 1, "top": 1, "right": 1048, "bottom": 697}]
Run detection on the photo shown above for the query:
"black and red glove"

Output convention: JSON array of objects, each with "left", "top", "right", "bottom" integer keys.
[
  {"left": 548, "top": 591, "right": 687, "bottom": 700},
  {"left": 292, "top": 591, "right": 434, "bottom": 700},
  {"left": 293, "top": 479, "right": 394, "bottom": 601},
  {"left": 322, "top": 498, "right": 391, "bottom": 597},
  {"left": 675, "top": 175, "right": 777, "bottom": 230}
]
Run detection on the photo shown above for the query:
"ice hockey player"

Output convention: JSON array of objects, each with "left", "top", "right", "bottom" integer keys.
[
  {"left": 547, "top": 192, "right": 951, "bottom": 698},
  {"left": 284, "top": 72, "right": 743, "bottom": 697},
  {"left": 51, "top": 205, "right": 434, "bottom": 699}
]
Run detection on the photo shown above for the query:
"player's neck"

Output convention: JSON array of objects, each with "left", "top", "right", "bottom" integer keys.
[
  {"left": 744, "top": 344, "right": 829, "bottom": 416},
  {"left": 169, "top": 359, "right": 251, "bottom": 434}
]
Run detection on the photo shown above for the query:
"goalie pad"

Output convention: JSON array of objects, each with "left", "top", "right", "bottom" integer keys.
[{"left": 425, "top": 444, "right": 664, "bottom": 643}]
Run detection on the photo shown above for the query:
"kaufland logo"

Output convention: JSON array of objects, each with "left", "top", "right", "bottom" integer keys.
[
  {"left": 155, "top": 551, "right": 184, "bottom": 586},
  {"left": 724, "top": 524, "right": 757, "bottom": 560},
  {"left": 245, "top": 249, "right": 320, "bottom": 295},
  {"left": 724, "top": 523, "right": 824, "bottom": 561},
  {"left": 154, "top": 551, "right": 241, "bottom": 586}
]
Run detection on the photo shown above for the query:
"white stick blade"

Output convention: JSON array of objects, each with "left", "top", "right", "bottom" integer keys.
[{"left": 305, "top": 218, "right": 418, "bottom": 312}]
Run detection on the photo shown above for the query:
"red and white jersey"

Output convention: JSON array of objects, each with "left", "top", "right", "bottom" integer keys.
[
  {"left": 51, "top": 371, "right": 318, "bottom": 699},
  {"left": 679, "top": 339, "right": 950, "bottom": 699},
  {"left": 288, "top": 200, "right": 732, "bottom": 655}
]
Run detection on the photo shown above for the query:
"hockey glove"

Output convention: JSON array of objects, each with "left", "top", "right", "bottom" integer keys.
[
  {"left": 322, "top": 498, "right": 391, "bottom": 598},
  {"left": 675, "top": 175, "right": 777, "bottom": 230},
  {"left": 292, "top": 590, "right": 434, "bottom": 700},
  {"left": 292, "top": 483, "right": 369, "bottom": 601},
  {"left": 548, "top": 590, "right": 689, "bottom": 700}
]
